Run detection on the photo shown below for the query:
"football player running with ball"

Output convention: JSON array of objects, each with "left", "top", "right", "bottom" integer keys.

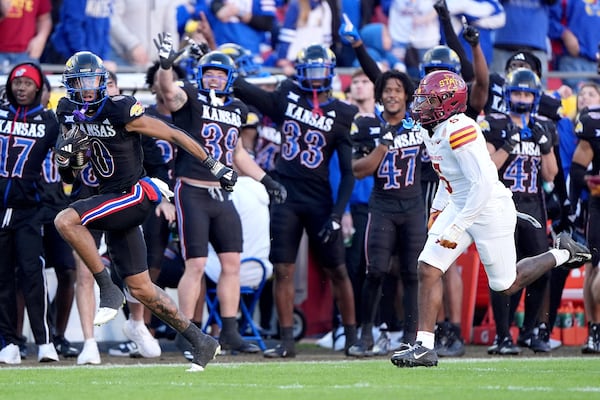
[
  {"left": 390, "top": 70, "right": 592, "bottom": 368},
  {"left": 53, "top": 51, "right": 236, "bottom": 372}
]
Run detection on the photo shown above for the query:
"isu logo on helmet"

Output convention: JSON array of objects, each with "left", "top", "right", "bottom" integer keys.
[{"left": 411, "top": 71, "right": 468, "bottom": 126}]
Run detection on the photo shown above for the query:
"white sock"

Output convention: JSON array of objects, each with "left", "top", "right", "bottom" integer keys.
[
  {"left": 549, "top": 248, "right": 570, "bottom": 267},
  {"left": 129, "top": 318, "right": 145, "bottom": 328},
  {"left": 416, "top": 331, "right": 435, "bottom": 349}
]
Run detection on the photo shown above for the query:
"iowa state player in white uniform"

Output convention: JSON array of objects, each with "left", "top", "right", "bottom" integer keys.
[{"left": 390, "top": 70, "right": 592, "bottom": 368}]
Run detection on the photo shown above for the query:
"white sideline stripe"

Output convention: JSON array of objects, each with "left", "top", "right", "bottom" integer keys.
[{"left": 1, "top": 356, "right": 597, "bottom": 371}]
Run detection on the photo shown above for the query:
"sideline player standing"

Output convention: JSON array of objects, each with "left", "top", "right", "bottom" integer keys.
[
  {"left": 234, "top": 44, "right": 359, "bottom": 357},
  {"left": 155, "top": 33, "right": 286, "bottom": 355}
]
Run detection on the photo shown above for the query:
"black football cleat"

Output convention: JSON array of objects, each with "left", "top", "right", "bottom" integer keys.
[
  {"left": 390, "top": 342, "right": 438, "bottom": 368},
  {"left": 555, "top": 231, "right": 592, "bottom": 269},
  {"left": 263, "top": 344, "right": 296, "bottom": 358}
]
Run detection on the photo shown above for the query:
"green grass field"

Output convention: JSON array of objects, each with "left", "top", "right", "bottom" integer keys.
[{"left": 1, "top": 357, "right": 599, "bottom": 400}]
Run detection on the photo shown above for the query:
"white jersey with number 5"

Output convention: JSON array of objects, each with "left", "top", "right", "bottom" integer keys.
[{"left": 419, "top": 113, "right": 518, "bottom": 291}]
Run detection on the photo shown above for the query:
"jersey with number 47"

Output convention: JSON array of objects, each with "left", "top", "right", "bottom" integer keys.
[{"left": 425, "top": 113, "right": 512, "bottom": 231}]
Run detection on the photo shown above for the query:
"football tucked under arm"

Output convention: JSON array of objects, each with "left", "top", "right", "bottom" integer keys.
[{"left": 54, "top": 125, "right": 90, "bottom": 169}]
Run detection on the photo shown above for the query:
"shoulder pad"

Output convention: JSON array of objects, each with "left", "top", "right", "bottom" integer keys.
[
  {"left": 488, "top": 112, "right": 506, "bottom": 120},
  {"left": 479, "top": 118, "right": 491, "bottom": 132},
  {"left": 575, "top": 109, "right": 600, "bottom": 140},
  {"left": 246, "top": 111, "right": 259, "bottom": 125},
  {"left": 128, "top": 101, "right": 145, "bottom": 117},
  {"left": 534, "top": 114, "right": 551, "bottom": 122}
]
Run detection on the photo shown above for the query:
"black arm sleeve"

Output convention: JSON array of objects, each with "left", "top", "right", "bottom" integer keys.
[
  {"left": 354, "top": 43, "right": 382, "bottom": 84},
  {"left": 233, "top": 77, "right": 280, "bottom": 120},
  {"left": 439, "top": 16, "right": 474, "bottom": 82},
  {"left": 333, "top": 143, "right": 355, "bottom": 216},
  {"left": 552, "top": 145, "right": 569, "bottom": 207},
  {"left": 569, "top": 162, "right": 588, "bottom": 211}
]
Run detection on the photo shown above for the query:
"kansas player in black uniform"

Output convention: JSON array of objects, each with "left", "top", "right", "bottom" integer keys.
[
  {"left": 0, "top": 63, "right": 60, "bottom": 365},
  {"left": 38, "top": 150, "right": 79, "bottom": 359},
  {"left": 570, "top": 106, "right": 600, "bottom": 353},
  {"left": 481, "top": 68, "right": 559, "bottom": 355},
  {"left": 53, "top": 51, "right": 235, "bottom": 372},
  {"left": 154, "top": 33, "right": 286, "bottom": 355},
  {"left": 485, "top": 51, "right": 563, "bottom": 121},
  {"left": 347, "top": 70, "right": 426, "bottom": 357},
  {"left": 233, "top": 44, "right": 359, "bottom": 358}
]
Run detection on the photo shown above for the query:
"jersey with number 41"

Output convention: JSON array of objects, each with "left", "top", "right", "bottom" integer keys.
[{"left": 425, "top": 113, "right": 512, "bottom": 231}]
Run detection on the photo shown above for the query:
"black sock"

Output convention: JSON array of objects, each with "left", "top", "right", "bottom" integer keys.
[
  {"left": 490, "top": 291, "right": 511, "bottom": 339},
  {"left": 93, "top": 268, "right": 113, "bottom": 290},
  {"left": 280, "top": 326, "right": 294, "bottom": 348},
  {"left": 181, "top": 322, "right": 203, "bottom": 346}
]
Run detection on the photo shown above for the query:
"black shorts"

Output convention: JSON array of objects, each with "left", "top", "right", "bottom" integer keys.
[
  {"left": 365, "top": 205, "right": 426, "bottom": 277},
  {"left": 269, "top": 201, "right": 345, "bottom": 267},
  {"left": 143, "top": 210, "right": 171, "bottom": 270},
  {"left": 513, "top": 196, "right": 548, "bottom": 259},
  {"left": 69, "top": 179, "right": 160, "bottom": 278},
  {"left": 174, "top": 181, "right": 242, "bottom": 259},
  {"left": 70, "top": 180, "right": 157, "bottom": 231},
  {"left": 43, "top": 221, "right": 75, "bottom": 271}
]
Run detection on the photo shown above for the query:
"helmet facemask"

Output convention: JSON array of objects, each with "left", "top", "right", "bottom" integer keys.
[
  {"left": 196, "top": 51, "right": 237, "bottom": 97},
  {"left": 411, "top": 70, "right": 468, "bottom": 127},
  {"left": 63, "top": 51, "right": 108, "bottom": 109},
  {"left": 295, "top": 45, "right": 336, "bottom": 93},
  {"left": 503, "top": 68, "right": 542, "bottom": 115}
]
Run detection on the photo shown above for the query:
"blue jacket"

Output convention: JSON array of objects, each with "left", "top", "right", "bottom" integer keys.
[
  {"left": 549, "top": 0, "right": 600, "bottom": 62},
  {"left": 50, "top": 0, "right": 112, "bottom": 61},
  {"left": 493, "top": 0, "right": 549, "bottom": 51}
]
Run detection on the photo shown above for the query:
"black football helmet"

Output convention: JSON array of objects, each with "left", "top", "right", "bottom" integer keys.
[
  {"left": 294, "top": 44, "right": 336, "bottom": 92},
  {"left": 217, "top": 43, "right": 261, "bottom": 78},
  {"left": 62, "top": 51, "right": 108, "bottom": 106},
  {"left": 197, "top": 51, "right": 238, "bottom": 95},
  {"left": 503, "top": 67, "right": 542, "bottom": 114},
  {"left": 419, "top": 45, "right": 461, "bottom": 78}
]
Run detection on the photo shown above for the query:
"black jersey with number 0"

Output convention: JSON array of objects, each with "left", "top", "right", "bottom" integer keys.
[{"left": 56, "top": 95, "right": 146, "bottom": 194}]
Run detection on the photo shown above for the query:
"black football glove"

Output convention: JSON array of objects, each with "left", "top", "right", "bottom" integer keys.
[
  {"left": 502, "top": 123, "right": 520, "bottom": 153},
  {"left": 531, "top": 121, "right": 553, "bottom": 155},
  {"left": 378, "top": 123, "right": 395, "bottom": 147},
  {"left": 318, "top": 214, "right": 342, "bottom": 244},
  {"left": 433, "top": 0, "right": 451, "bottom": 21},
  {"left": 260, "top": 174, "right": 287, "bottom": 204},
  {"left": 462, "top": 24, "right": 480, "bottom": 47},
  {"left": 54, "top": 125, "right": 90, "bottom": 164},
  {"left": 184, "top": 37, "right": 210, "bottom": 62},
  {"left": 154, "top": 32, "right": 186, "bottom": 70},
  {"left": 202, "top": 155, "right": 238, "bottom": 192}
]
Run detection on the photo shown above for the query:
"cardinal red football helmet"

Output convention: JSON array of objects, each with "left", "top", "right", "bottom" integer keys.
[{"left": 411, "top": 70, "right": 468, "bottom": 126}]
